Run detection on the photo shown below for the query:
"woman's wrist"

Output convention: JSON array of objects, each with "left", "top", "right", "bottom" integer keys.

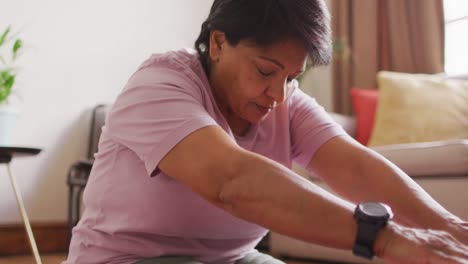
[{"left": 373, "top": 221, "right": 398, "bottom": 258}]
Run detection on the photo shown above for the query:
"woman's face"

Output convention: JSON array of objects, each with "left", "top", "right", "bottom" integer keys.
[{"left": 208, "top": 31, "right": 308, "bottom": 129}]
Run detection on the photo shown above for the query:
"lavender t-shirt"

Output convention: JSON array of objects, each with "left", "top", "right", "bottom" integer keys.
[{"left": 66, "top": 49, "right": 345, "bottom": 264}]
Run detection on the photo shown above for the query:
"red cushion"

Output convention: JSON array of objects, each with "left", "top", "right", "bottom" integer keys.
[{"left": 350, "top": 88, "right": 379, "bottom": 145}]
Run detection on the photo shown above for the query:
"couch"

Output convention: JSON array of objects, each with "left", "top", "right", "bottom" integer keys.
[{"left": 269, "top": 111, "right": 468, "bottom": 263}]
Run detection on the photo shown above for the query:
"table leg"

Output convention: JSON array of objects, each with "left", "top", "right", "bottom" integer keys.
[{"left": 6, "top": 163, "right": 42, "bottom": 264}]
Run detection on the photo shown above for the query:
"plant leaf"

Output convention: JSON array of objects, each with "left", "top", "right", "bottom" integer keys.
[
  {"left": 0, "top": 70, "right": 15, "bottom": 104},
  {"left": 5, "top": 75, "right": 15, "bottom": 89},
  {"left": 0, "top": 81, "right": 11, "bottom": 104},
  {"left": 0, "top": 68, "right": 13, "bottom": 79},
  {"left": 0, "top": 26, "right": 11, "bottom": 48},
  {"left": 12, "top": 39, "right": 22, "bottom": 61}
]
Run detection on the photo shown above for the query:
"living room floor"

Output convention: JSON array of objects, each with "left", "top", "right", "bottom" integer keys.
[{"left": 0, "top": 254, "right": 334, "bottom": 264}]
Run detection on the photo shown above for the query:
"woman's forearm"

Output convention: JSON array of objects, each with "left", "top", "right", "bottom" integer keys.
[
  {"left": 219, "top": 149, "right": 357, "bottom": 250},
  {"left": 325, "top": 147, "right": 454, "bottom": 230}
]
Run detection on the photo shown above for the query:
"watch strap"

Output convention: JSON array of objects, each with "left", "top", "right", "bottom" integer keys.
[{"left": 353, "top": 221, "right": 380, "bottom": 259}]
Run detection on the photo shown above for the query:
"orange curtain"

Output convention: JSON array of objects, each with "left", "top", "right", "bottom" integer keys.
[{"left": 331, "top": 0, "right": 445, "bottom": 114}]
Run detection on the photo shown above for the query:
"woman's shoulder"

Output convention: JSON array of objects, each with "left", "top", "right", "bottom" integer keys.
[
  {"left": 138, "top": 49, "right": 204, "bottom": 77},
  {"left": 120, "top": 49, "right": 211, "bottom": 106},
  {"left": 129, "top": 48, "right": 209, "bottom": 91}
]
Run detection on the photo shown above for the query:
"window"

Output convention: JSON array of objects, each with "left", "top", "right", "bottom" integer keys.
[{"left": 444, "top": 0, "right": 468, "bottom": 75}]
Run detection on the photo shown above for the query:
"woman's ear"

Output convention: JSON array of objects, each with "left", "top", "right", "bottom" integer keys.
[{"left": 209, "top": 30, "right": 227, "bottom": 62}]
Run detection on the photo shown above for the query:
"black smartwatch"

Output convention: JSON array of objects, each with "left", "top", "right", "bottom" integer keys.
[{"left": 353, "top": 202, "right": 393, "bottom": 259}]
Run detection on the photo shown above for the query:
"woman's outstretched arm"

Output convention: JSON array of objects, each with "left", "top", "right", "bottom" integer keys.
[{"left": 159, "top": 126, "right": 468, "bottom": 262}]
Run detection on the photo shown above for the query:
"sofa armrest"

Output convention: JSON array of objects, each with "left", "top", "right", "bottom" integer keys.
[
  {"left": 327, "top": 112, "right": 356, "bottom": 138},
  {"left": 442, "top": 73, "right": 468, "bottom": 80},
  {"left": 371, "top": 139, "right": 468, "bottom": 177}
]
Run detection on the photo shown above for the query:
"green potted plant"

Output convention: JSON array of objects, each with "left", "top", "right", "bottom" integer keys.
[{"left": 0, "top": 26, "right": 22, "bottom": 145}]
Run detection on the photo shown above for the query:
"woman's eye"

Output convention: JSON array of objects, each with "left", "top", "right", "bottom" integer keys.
[{"left": 257, "top": 67, "right": 273, "bottom": 77}]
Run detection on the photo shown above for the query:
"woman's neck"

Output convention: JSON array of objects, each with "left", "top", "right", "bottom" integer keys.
[{"left": 205, "top": 59, "right": 251, "bottom": 136}]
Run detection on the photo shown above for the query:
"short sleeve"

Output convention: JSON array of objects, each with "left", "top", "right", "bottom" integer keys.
[
  {"left": 290, "top": 89, "right": 347, "bottom": 168},
  {"left": 106, "top": 65, "right": 218, "bottom": 176}
]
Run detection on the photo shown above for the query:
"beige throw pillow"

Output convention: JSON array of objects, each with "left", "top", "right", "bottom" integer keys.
[{"left": 368, "top": 71, "right": 468, "bottom": 147}]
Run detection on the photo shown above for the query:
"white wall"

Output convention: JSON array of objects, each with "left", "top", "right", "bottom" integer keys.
[
  {"left": 0, "top": 0, "right": 334, "bottom": 224},
  {"left": 0, "top": 0, "right": 214, "bottom": 224}
]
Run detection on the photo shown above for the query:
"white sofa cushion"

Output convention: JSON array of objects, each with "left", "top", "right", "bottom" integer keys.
[{"left": 371, "top": 139, "right": 468, "bottom": 177}]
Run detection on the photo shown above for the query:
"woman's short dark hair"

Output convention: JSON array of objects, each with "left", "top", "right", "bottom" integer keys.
[{"left": 195, "top": 0, "right": 332, "bottom": 69}]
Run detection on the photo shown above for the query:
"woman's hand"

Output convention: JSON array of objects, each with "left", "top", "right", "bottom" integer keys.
[
  {"left": 446, "top": 217, "right": 468, "bottom": 246},
  {"left": 375, "top": 222, "right": 468, "bottom": 264}
]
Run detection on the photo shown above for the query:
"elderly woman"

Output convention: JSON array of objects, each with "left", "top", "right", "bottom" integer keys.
[{"left": 66, "top": 0, "right": 468, "bottom": 263}]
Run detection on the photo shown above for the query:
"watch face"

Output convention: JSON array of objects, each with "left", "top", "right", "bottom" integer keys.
[{"left": 360, "top": 202, "right": 390, "bottom": 217}]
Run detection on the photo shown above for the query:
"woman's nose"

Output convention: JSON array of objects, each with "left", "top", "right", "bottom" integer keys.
[{"left": 265, "top": 80, "right": 288, "bottom": 104}]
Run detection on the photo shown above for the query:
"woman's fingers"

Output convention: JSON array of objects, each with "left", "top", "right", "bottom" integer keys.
[
  {"left": 435, "top": 251, "right": 468, "bottom": 264},
  {"left": 447, "top": 218, "right": 468, "bottom": 246},
  {"left": 422, "top": 230, "right": 468, "bottom": 262},
  {"left": 382, "top": 224, "right": 468, "bottom": 263},
  {"left": 426, "top": 229, "right": 468, "bottom": 258},
  {"left": 455, "top": 221, "right": 468, "bottom": 245}
]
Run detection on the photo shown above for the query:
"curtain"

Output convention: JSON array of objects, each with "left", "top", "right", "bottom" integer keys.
[{"left": 331, "top": 0, "right": 445, "bottom": 115}]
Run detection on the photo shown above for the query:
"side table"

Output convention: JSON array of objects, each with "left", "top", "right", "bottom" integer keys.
[{"left": 0, "top": 146, "right": 42, "bottom": 264}]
